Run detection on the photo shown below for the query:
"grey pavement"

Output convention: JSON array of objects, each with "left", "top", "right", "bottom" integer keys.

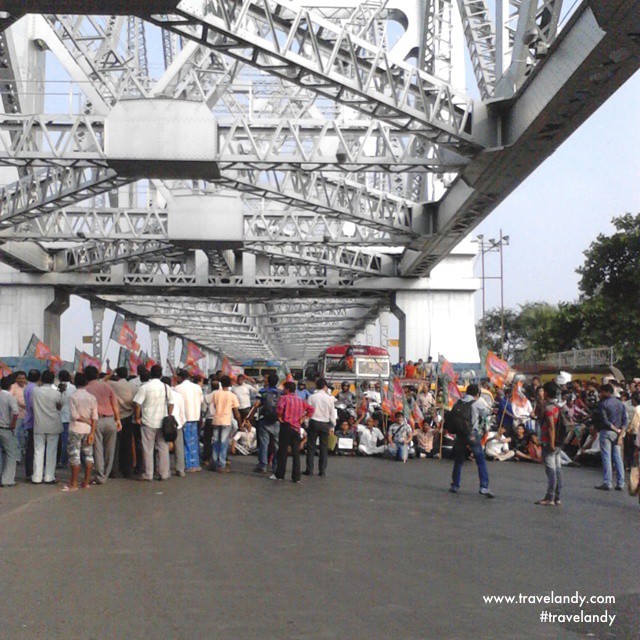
[{"left": 0, "top": 457, "right": 638, "bottom": 640}]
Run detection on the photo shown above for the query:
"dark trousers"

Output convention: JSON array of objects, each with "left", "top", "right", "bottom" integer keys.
[
  {"left": 132, "top": 421, "right": 143, "bottom": 474},
  {"left": 275, "top": 422, "right": 301, "bottom": 482},
  {"left": 306, "top": 419, "right": 331, "bottom": 475},
  {"left": 202, "top": 419, "right": 213, "bottom": 463},
  {"left": 25, "top": 429, "right": 34, "bottom": 478},
  {"left": 118, "top": 416, "right": 135, "bottom": 478}
]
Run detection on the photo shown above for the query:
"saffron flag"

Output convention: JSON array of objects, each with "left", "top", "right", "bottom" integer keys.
[
  {"left": 0, "top": 360, "right": 12, "bottom": 377},
  {"left": 438, "top": 356, "right": 456, "bottom": 381},
  {"left": 49, "top": 356, "right": 64, "bottom": 374},
  {"left": 511, "top": 381, "right": 530, "bottom": 409},
  {"left": 485, "top": 351, "right": 510, "bottom": 388},
  {"left": 447, "top": 380, "right": 462, "bottom": 408},
  {"left": 392, "top": 376, "right": 404, "bottom": 413},
  {"left": 412, "top": 403, "right": 424, "bottom": 427},
  {"left": 145, "top": 358, "right": 157, "bottom": 372},
  {"left": 359, "top": 395, "right": 369, "bottom": 417},
  {"left": 110, "top": 315, "right": 138, "bottom": 350},
  {"left": 181, "top": 340, "right": 205, "bottom": 365},
  {"left": 24, "top": 334, "right": 52, "bottom": 360},
  {"left": 129, "top": 351, "right": 143, "bottom": 372}
]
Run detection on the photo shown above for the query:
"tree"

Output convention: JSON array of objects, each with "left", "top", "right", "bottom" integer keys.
[
  {"left": 576, "top": 213, "right": 640, "bottom": 375},
  {"left": 476, "top": 308, "right": 524, "bottom": 361}
]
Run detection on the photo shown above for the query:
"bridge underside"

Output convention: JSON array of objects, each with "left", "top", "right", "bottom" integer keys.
[{"left": 0, "top": 0, "right": 638, "bottom": 366}]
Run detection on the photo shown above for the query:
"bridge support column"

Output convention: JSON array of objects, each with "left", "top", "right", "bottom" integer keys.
[
  {"left": 150, "top": 329, "right": 161, "bottom": 365},
  {"left": 0, "top": 279, "right": 69, "bottom": 357},
  {"left": 167, "top": 335, "right": 177, "bottom": 369},
  {"left": 90, "top": 303, "right": 105, "bottom": 363},
  {"left": 391, "top": 287, "right": 480, "bottom": 364}
]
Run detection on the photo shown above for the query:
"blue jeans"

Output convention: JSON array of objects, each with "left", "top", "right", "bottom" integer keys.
[
  {"left": 451, "top": 430, "right": 489, "bottom": 490},
  {"left": 182, "top": 421, "right": 200, "bottom": 469},
  {"left": 394, "top": 442, "right": 408, "bottom": 462},
  {"left": 14, "top": 418, "right": 25, "bottom": 460},
  {"left": 211, "top": 425, "right": 231, "bottom": 470},
  {"left": 257, "top": 421, "right": 279, "bottom": 472},
  {"left": 599, "top": 430, "right": 624, "bottom": 488},
  {"left": 542, "top": 446, "right": 562, "bottom": 501}
]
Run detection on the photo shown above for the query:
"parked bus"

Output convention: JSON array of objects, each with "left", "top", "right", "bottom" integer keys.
[
  {"left": 241, "top": 359, "right": 289, "bottom": 382},
  {"left": 317, "top": 345, "right": 390, "bottom": 387}
]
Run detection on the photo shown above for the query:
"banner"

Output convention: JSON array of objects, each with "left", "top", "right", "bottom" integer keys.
[
  {"left": 110, "top": 315, "right": 139, "bottom": 351},
  {"left": 412, "top": 403, "right": 424, "bottom": 427},
  {"left": 24, "top": 334, "right": 52, "bottom": 360},
  {"left": 392, "top": 376, "right": 404, "bottom": 413},
  {"left": 485, "top": 351, "right": 510, "bottom": 388}
]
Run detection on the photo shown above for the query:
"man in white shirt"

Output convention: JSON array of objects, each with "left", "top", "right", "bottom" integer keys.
[
  {"left": 0, "top": 375, "right": 20, "bottom": 486},
  {"left": 175, "top": 369, "right": 204, "bottom": 472},
  {"left": 163, "top": 376, "right": 186, "bottom": 477},
  {"left": 232, "top": 374, "right": 256, "bottom": 424},
  {"left": 57, "top": 370, "right": 76, "bottom": 468},
  {"left": 133, "top": 365, "right": 174, "bottom": 481},
  {"left": 303, "top": 378, "right": 337, "bottom": 477},
  {"left": 32, "top": 370, "right": 63, "bottom": 484},
  {"left": 357, "top": 416, "right": 385, "bottom": 456}
]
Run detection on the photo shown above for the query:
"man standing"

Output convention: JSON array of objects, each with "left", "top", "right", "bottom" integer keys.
[
  {"left": 232, "top": 374, "right": 255, "bottom": 427},
  {"left": 449, "top": 384, "right": 494, "bottom": 498},
  {"left": 85, "top": 366, "right": 121, "bottom": 485},
  {"left": 9, "top": 371, "right": 27, "bottom": 463},
  {"left": 57, "top": 370, "right": 76, "bottom": 468},
  {"left": 64, "top": 373, "right": 97, "bottom": 491},
  {"left": 133, "top": 365, "right": 173, "bottom": 481},
  {"left": 211, "top": 375, "right": 241, "bottom": 473},
  {"left": 0, "top": 375, "right": 20, "bottom": 486},
  {"left": 535, "top": 381, "right": 563, "bottom": 506},
  {"left": 108, "top": 367, "right": 136, "bottom": 478},
  {"left": 273, "top": 381, "right": 314, "bottom": 483},
  {"left": 304, "top": 379, "right": 336, "bottom": 477},
  {"left": 296, "top": 381, "right": 311, "bottom": 402},
  {"left": 252, "top": 373, "right": 281, "bottom": 475},
  {"left": 32, "top": 371, "right": 63, "bottom": 484},
  {"left": 22, "top": 369, "right": 41, "bottom": 478},
  {"left": 175, "top": 369, "right": 203, "bottom": 472},
  {"left": 594, "top": 383, "right": 627, "bottom": 491}
]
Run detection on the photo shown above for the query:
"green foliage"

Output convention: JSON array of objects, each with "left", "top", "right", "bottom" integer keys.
[{"left": 476, "top": 214, "right": 640, "bottom": 376}]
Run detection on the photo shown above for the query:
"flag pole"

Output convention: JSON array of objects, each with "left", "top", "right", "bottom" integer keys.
[{"left": 435, "top": 354, "right": 444, "bottom": 460}]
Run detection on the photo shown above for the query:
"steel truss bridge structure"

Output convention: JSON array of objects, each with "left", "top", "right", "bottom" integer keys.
[{"left": 0, "top": 0, "right": 638, "bottom": 365}]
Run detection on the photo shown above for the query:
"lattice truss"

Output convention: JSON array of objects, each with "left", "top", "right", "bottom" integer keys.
[{"left": 0, "top": 0, "right": 612, "bottom": 360}]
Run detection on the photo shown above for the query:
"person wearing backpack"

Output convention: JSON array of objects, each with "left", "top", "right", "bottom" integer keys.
[
  {"left": 252, "top": 373, "right": 282, "bottom": 475},
  {"left": 448, "top": 384, "right": 494, "bottom": 498},
  {"left": 535, "top": 380, "right": 564, "bottom": 506}
]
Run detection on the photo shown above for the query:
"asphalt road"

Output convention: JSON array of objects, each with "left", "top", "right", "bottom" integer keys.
[{"left": 0, "top": 456, "right": 637, "bottom": 640}]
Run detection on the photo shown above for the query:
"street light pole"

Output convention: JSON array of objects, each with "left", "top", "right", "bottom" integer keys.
[{"left": 499, "top": 229, "right": 505, "bottom": 358}]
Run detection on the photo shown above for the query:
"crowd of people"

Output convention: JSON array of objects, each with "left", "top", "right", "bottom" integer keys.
[{"left": 0, "top": 363, "right": 638, "bottom": 504}]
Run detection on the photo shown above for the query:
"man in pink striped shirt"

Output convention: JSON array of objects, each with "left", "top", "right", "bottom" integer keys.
[{"left": 272, "top": 381, "right": 314, "bottom": 483}]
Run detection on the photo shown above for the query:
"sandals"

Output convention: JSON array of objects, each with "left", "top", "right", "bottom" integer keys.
[
  {"left": 535, "top": 499, "right": 555, "bottom": 506},
  {"left": 61, "top": 485, "right": 78, "bottom": 492}
]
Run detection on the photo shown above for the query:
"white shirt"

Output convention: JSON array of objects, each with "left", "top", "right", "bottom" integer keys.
[
  {"left": 364, "top": 390, "right": 382, "bottom": 405},
  {"left": 176, "top": 379, "right": 204, "bottom": 422},
  {"left": 308, "top": 389, "right": 337, "bottom": 425},
  {"left": 357, "top": 424, "right": 384, "bottom": 452},
  {"left": 59, "top": 382, "right": 76, "bottom": 424},
  {"left": 485, "top": 431, "right": 509, "bottom": 457},
  {"left": 133, "top": 379, "right": 172, "bottom": 430},
  {"left": 231, "top": 383, "right": 253, "bottom": 410},
  {"left": 171, "top": 389, "right": 185, "bottom": 429}
]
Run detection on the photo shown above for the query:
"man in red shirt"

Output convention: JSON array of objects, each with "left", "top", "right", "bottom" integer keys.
[
  {"left": 535, "top": 380, "right": 562, "bottom": 506},
  {"left": 272, "top": 381, "right": 314, "bottom": 483},
  {"left": 85, "top": 366, "right": 122, "bottom": 485}
]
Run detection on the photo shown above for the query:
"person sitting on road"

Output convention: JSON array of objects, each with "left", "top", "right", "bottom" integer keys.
[
  {"left": 335, "top": 420, "right": 357, "bottom": 456},
  {"left": 512, "top": 424, "right": 542, "bottom": 463},
  {"left": 484, "top": 424, "right": 515, "bottom": 461},
  {"left": 412, "top": 422, "right": 436, "bottom": 458},
  {"left": 387, "top": 412, "right": 412, "bottom": 463},
  {"left": 356, "top": 416, "right": 385, "bottom": 456}
]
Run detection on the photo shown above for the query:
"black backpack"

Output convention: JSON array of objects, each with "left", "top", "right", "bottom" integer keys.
[
  {"left": 444, "top": 399, "right": 473, "bottom": 437},
  {"left": 261, "top": 389, "right": 280, "bottom": 422},
  {"left": 552, "top": 404, "right": 568, "bottom": 447}
]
